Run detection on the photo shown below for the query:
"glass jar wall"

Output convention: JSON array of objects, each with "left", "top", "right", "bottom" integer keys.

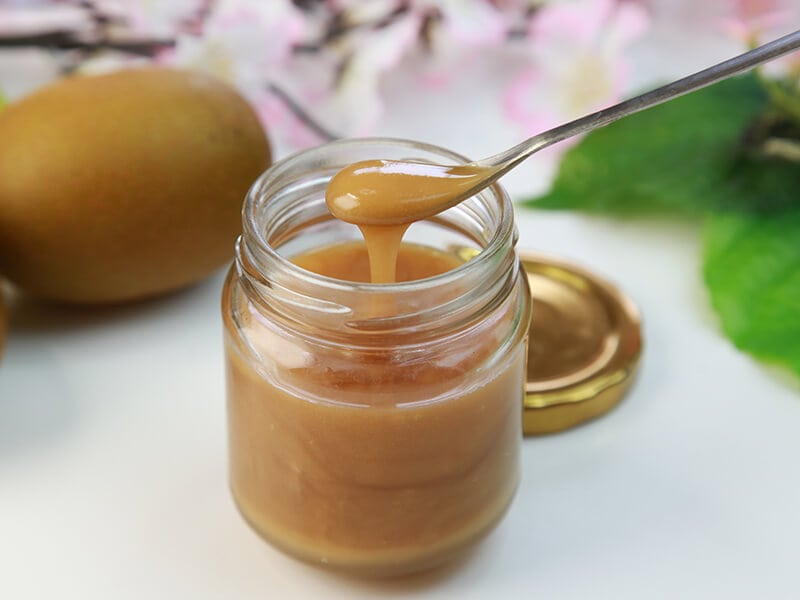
[{"left": 222, "top": 139, "right": 531, "bottom": 577}]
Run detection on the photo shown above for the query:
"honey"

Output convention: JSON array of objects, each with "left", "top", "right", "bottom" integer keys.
[
  {"left": 291, "top": 240, "right": 463, "bottom": 283},
  {"left": 326, "top": 159, "right": 491, "bottom": 226},
  {"left": 223, "top": 139, "right": 531, "bottom": 576}
]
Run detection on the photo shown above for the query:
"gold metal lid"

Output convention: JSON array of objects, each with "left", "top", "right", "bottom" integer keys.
[{"left": 519, "top": 251, "right": 642, "bottom": 435}]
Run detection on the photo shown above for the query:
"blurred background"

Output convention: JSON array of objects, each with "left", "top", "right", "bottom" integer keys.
[
  {"left": 2, "top": 0, "right": 795, "bottom": 198},
  {"left": 2, "top": 3, "right": 800, "bottom": 600}
]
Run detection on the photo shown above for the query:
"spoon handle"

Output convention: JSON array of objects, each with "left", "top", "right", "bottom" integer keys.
[{"left": 480, "top": 28, "right": 800, "bottom": 173}]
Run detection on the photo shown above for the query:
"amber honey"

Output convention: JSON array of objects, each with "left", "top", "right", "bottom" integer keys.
[{"left": 223, "top": 139, "right": 530, "bottom": 576}]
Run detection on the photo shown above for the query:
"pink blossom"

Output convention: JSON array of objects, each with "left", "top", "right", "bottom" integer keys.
[
  {"left": 638, "top": 0, "right": 797, "bottom": 45},
  {"left": 698, "top": 0, "right": 799, "bottom": 78},
  {"left": 252, "top": 92, "right": 326, "bottom": 152},
  {"left": 429, "top": 0, "right": 508, "bottom": 47},
  {"left": 162, "top": 0, "right": 307, "bottom": 93},
  {"left": 115, "top": 0, "right": 204, "bottom": 38},
  {"left": 503, "top": 0, "right": 649, "bottom": 152},
  {"left": 718, "top": 0, "right": 797, "bottom": 44},
  {"left": 323, "top": 12, "right": 422, "bottom": 135},
  {"left": 411, "top": 0, "right": 511, "bottom": 89}
]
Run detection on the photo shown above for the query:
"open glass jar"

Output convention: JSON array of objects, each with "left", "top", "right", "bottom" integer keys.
[{"left": 222, "top": 138, "right": 532, "bottom": 577}]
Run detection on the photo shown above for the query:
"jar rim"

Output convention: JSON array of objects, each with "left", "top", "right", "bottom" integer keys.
[{"left": 241, "top": 137, "right": 516, "bottom": 297}]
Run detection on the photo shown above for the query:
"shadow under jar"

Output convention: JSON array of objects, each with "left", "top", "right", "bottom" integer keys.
[{"left": 222, "top": 138, "right": 532, "bottom": 577}]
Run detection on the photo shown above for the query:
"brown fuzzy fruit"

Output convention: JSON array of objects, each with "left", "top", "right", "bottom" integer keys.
[{"left": 0, "top": 68, "right": 271, "bottom": 304}]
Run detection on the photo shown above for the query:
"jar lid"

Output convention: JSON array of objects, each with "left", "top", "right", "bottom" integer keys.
[{"left": 519, "top": 251, "right": 643, "bottom": 435}]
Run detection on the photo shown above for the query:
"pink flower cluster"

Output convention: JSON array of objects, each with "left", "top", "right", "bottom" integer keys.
[
  {"left": 1, "top": 0, "right": 797, "bottom": 154},
  {"left": 149, "top": 0, "right": 653, "bottom": 150}
]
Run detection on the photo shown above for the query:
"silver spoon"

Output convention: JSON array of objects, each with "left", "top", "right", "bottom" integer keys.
[{"left": 327, "top": 29, "right": 800, "bottom": 226}]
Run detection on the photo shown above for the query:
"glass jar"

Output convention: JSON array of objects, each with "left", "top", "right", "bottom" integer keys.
[{"left": 222, "top": 138, "right": 531, "bottom": 577}]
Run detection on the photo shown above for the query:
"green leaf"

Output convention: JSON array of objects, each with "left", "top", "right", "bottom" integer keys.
[
  {"left": 723, "top": 149, "right": 800, "bottom": 214},
  {"left": 525, "top": 75, "right": 771, "bottom": 215},
  {"left": 704, "top": 209, "right": 800, "bottom": 376},
  {"left": 0, "top": 91, "right": 6, "bottom": 111},
  {"left": 520, "top": 72, "right": 800, "bottom": 380}
]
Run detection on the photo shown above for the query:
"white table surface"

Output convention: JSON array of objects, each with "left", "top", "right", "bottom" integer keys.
[{"left": 2, "top": 19, "right": 799, "bottom": 600}]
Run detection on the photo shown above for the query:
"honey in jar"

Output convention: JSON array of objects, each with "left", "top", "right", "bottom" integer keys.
[{"left": 222, "top": 139, "right": 531, "bottom": 576}]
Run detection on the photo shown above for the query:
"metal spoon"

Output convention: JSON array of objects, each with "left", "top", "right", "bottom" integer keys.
[{"left": 327, "top": 29, "right": 800, "bottom": 226}]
